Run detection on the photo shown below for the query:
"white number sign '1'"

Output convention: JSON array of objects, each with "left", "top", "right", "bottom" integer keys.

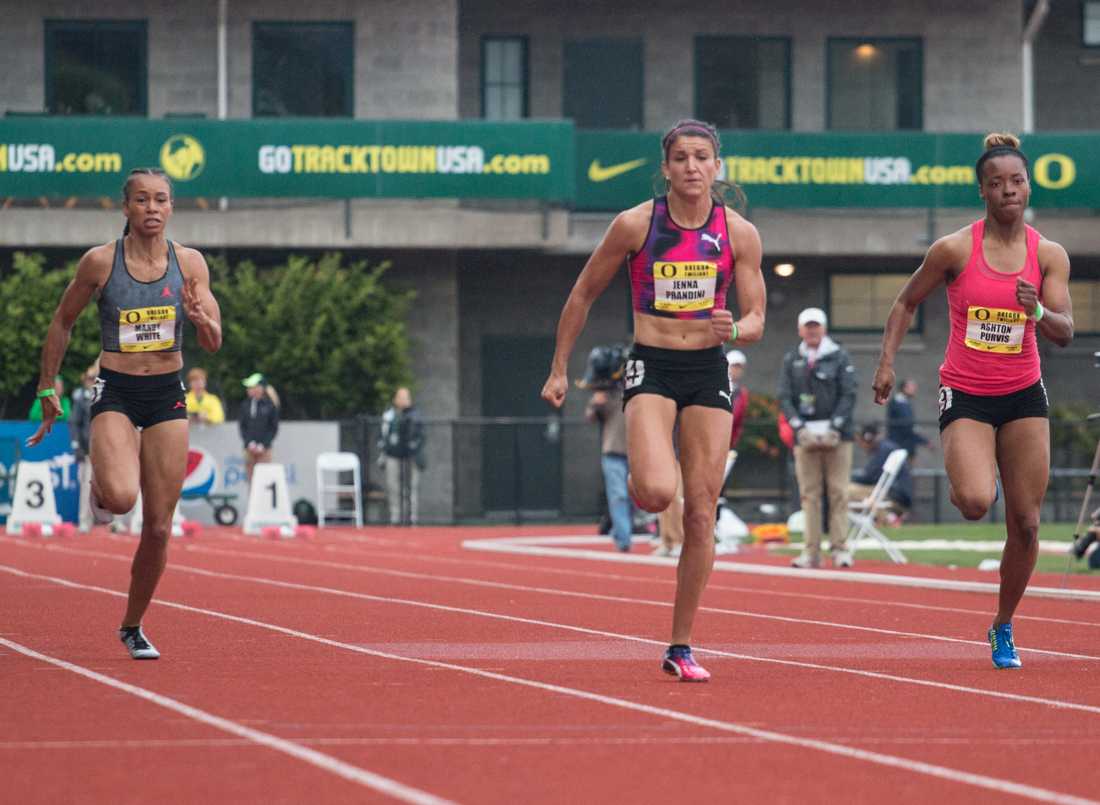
[{"left": 243, "top": 463, "right": 297, "bottom": 536}]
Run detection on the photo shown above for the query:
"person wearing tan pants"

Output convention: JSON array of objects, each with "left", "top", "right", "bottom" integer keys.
[
  {"left": 777, "top": 307, "right": 858, "bottom": 568},
  {"left": 793, "top": 439, "right": 854, "bottom": 564}
]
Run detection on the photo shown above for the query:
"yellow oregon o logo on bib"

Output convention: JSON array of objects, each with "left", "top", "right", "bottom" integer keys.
[
  {"left": 159, "top": 134, "right": 205, "bottom": 181},
  {"left": 1033, "top": 153, "right": 1075, "bottom": 190}
]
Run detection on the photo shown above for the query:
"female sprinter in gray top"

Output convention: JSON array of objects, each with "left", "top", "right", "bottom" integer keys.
[{"left": 28, "top": 167, "right": 222, "bottom": 660}]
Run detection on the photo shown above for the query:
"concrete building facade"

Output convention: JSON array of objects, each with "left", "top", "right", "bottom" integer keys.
[{"left": 2, "top": 0, "right": 1098, "bottom": 522}]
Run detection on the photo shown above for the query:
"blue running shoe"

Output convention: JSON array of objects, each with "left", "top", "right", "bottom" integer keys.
[{"left": 988, "top": 623, "right": 1021, "bottom": 669}]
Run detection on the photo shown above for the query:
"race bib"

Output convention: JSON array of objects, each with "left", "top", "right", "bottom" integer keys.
[
  {"left": 624, "top": 359, "right": 644, "bottom": 390},
  {"left": 964, "top": 306, "right": 1025, "bottom": 354},
  {"left": 653, "top": 262, "right": 716, "bottom": 313},
  {"left": 118, "top": 306, "right": 176, "bottom": 352}
]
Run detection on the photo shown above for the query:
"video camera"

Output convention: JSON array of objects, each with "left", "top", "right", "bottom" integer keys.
[{"left": 577, "top": 343, "right": 629, "bottom": 390}]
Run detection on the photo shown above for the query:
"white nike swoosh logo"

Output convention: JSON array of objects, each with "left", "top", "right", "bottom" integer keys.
[{"left": 588, "top": 158, "right": 648, "bottom": 183}]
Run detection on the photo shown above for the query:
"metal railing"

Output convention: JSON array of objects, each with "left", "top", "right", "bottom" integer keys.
[{"left": 339, "top": 416, "right": 1100, "bottom": 526}]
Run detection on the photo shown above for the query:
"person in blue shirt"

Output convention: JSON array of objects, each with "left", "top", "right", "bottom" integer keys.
[
  {"left": 849, "top": 422, "right": 913, "bottom": 520},
  {"left": 886, "top": 378, "right": 929, "bottom": 460}
]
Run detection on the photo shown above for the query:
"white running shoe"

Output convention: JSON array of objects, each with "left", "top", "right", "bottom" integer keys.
[
  {"left": 833, "top": 550, "right": 855, "bottom": 568},
  {"left": 89, "top": 487, "right": 114, "bottom": 525},
  {"left": 791, "top": 551, "right": 821, "bottom": 569},
  {"left": 119, "top": 625, "right": 160, "bottom": 660}
]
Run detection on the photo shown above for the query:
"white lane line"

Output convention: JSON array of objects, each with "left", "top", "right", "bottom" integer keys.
[
  {"left": 0, "top": 567, "right": 1093, "bottom": 805},
  {"left": 311, "top": 543, "right": 1100, "bottom": 630},
  {"left": 74, "top": 533, "right": 1100, "bottom": 629},
  {"left": 460, "top": 536, "right": 1100, "bottom": 602},
  {"left": 0, "top": 636, "right": 454, "bottom": 805},
  {"left": 4, "top": 735, "right": 1094, "bottom": 751},
  {"left": 16, "top": 539, "right": 1100, "bottom": 662},
  {"left": 4, "top": 562, "right": 1100, "bottom": 718}
]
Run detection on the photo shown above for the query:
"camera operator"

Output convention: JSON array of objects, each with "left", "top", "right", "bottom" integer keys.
[{"left": 582, "top": 344, "right": 635, "bottom": 552}]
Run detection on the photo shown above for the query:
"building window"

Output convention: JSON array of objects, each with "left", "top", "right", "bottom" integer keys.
[
  {"left": 829, "top": 273, "right": 919, "bottom": 332},
  {"left": 1069, "top": 280, "right": 1100, "bottom": 333},
  {"left": 1086, "top": 2, "right": 1100, "bottom": 46},
  {"left": 253, "top": 22, "right": 353, "bottom": 117},
  {"left": 827, "top": 38, "right": 922, "bottom": 130},
  {"left": 45, "top": 20, "right": 147, "bottom": 115},
  {"left": 563, "top": 38, "right": 643, "bottom": 129},
  {"left": 695, "top": 37, "right": 790, "bottom": 130},
  {"left": 481, "top": 37, "right": 528, "bottom": 120}
]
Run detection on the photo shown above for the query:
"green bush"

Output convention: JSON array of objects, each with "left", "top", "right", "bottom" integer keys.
[
  {"left": 0, "top": 251, "right": 414, "bottom": 420},
  {"left": 0, "top": 252, "right": 101, "bottom": 418},
  {"left": 1050, "top": 402, "right": 1100, "bottom": 465},
  {"left": 738, "top": 391, "right": 786, "bottom": 460},
  {"left": 188, "top": 252, "right": 414, "bottom": 419}
]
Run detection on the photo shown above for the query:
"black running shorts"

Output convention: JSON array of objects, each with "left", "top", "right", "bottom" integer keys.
[
  {"left": 938, "top": 379, "right": 1049, "bottom": 432},
  {"left": 91, "top": 367, "right": 187, "bottom": 429},
  {"left": 622, "top": 344, "right": 732, "bottom": 412}
]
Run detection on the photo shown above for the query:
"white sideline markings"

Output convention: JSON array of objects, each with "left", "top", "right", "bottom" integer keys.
[
  {"left": 14, "top": 539, "right": 1100, "bottom": 663},
  {"left": 176, "top": 544, "right": 1100, "bottom": 662},
  {"left": 313, "top": 543, "right": 1100, "bottom": 630},
  {"left": 321, "top": 543, "right": 1100, "bottom": 633},
  {"left": 0, "top": 566, "right": 1095, "bottom": 805},
  {"left": 4, "top": 559, "right": 1100, "bottom": 718},
  {"left": 0, "top": 635, "right": 454, "bottom": 805},
  {"left": 461, "top": 535, "right": 1100, "bottom": 602}
]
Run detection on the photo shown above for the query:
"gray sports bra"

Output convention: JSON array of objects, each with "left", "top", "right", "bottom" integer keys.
[{"left": 98, "top": 238, "right": 185, "bottom": 353}]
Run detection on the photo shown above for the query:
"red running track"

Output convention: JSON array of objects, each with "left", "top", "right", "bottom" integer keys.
[{"left": 2, "top": 525, "right": 1099, "bottom": 804}]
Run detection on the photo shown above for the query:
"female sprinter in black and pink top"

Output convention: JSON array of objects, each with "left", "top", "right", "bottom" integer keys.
[
  {"left": 873, "top": 133, "right": 1073, "bottom": 670},
  {"left": 542, "top": 119, "right": 766, "bottom": 682}
]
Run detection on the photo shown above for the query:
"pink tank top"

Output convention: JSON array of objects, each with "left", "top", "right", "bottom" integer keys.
[
  {"left": 628, "top": 196, "right": 734, "bottom": 320},
  {"left": 939, "top": 219, "right": 1043, "bottom": 396}
]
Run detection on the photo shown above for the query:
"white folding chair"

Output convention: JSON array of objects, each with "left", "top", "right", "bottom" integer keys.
[
  {"left": 846, "top": 448, "right": 908, "bottom": 564},
  {"left": 316, "top": 452, "right": 363, "bottom": 528}
]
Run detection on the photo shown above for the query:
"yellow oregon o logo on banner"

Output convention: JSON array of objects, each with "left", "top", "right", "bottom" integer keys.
[
  {"left": 1032, "top": 153, "right": 1075, "bottom": 190},
  {"left": 159, "top": 134, "right": 206, "bottom": 181}
]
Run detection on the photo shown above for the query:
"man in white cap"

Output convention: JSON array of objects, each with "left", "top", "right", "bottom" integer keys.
[
  {"left": 726, "top": 349, "right": 750, "bottom": 455},
  {"left": 777, "top": 308, "right": 858, "bottom": 568}
]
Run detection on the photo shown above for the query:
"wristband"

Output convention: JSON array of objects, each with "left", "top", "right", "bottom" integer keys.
[
  {"left": 36, "top": 387, "right": 57, "bottom": 399},
  {"left": 1030, "top": 302, "right": 1044, "bottom": 322},
  {"left": 730, "top": 322, "right": 739, "bottom": 343}
]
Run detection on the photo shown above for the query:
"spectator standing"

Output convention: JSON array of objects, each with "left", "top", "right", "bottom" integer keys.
[
  {"left": 777, "top": 307, "right": 858, "bottom": 568},
  {"left": 69, "top": 365, "right": 98, "bottom": 532},
  {"left": 726, "top": 349, "right": 750, "bottom": 453},
  {"left": 238, "top": 373, "right": 278, "bottom": 482},
  {"left": 582, "top": 345, "right": 634, "bottom": 552},
  {"left": 185, "top": 367, "right": 225, "bottom": 425},
  {"left": 379, "top": 387, "right": 425, "bottom": 525},
  {"left": 886, "top": 378, "right": 929, "bottom": 460}
]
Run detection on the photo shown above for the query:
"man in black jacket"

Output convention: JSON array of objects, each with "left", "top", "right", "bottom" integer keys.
[
  {"left": 777, "top": 308, "right": 858, "bottom": 568},
  {"left": 378, "top": 387, "right": 425, "bottom": 525},
  {"left": 238, "top": 373, "right": 279, "bottom": 482}
]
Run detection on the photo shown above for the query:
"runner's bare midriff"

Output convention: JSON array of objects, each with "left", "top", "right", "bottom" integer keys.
[
  {"left": 633, "top": 312, "right": 723, "bottom": 351},
  {"left": 98, "top": 350, "right": 183, "bottom": 375}
]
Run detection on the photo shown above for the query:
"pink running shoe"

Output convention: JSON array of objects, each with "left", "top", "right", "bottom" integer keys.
[{"left": 662, "top": 645, "right": 710, "bottom": 682}]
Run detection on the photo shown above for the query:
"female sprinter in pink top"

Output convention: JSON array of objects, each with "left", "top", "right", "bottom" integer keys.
[
  {"left": 872, "top": 133, "right": 1073, "bottom": 670},
  {"left": 541, "top": 119, "right": 766, "bottom": 681}
]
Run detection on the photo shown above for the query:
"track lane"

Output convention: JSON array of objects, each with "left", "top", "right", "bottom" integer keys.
[{"left": 2, "top": 532, "right": 1100, "bottom": 800}]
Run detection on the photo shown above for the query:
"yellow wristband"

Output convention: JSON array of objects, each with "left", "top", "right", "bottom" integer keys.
[
  {"left": 731, "top": 322, "right": 739, "bottom": 343},
  {"left": 36, "top": 387, "right": 57, "bottom": 399},
  {"left": 1030, "top": 302, "right": 1044, "bottom": 322}
]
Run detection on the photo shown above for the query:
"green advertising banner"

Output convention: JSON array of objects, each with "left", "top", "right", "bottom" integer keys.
[
  {"left": 576, "top": 131, "right": 1094, "bottom": 210},
  {"left": 0, "top": 118, "right": 575, "bottom": 200}
]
